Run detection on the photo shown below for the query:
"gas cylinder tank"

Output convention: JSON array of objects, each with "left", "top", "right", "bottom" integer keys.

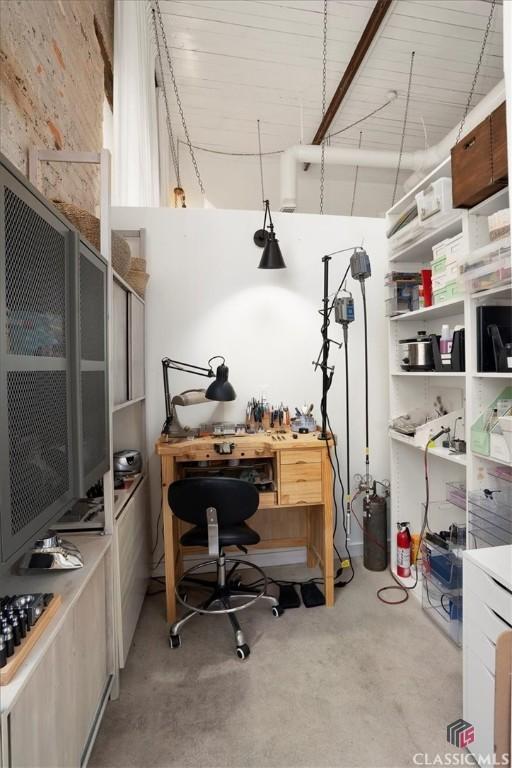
[{"left": 363, "top": 492, "right": 388, "bottom": 571}]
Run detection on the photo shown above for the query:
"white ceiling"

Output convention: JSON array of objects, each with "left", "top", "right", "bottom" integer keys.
[{"left": 157, "top": 0, "right": 504, "bottom": 161}]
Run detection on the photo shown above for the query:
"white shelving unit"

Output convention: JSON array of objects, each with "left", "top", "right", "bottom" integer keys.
[{"left": 386, "top": 157, "right": 511, "bottom": 613}]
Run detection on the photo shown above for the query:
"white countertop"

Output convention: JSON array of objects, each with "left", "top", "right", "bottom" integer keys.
[
  {"left": 464, "top": 545, "right": 512, "bottom": 591},
  {"left": 1, "top": 533, "right": 112, "bottom": 714}
]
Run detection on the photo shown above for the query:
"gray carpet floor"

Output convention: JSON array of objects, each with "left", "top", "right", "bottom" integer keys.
[{"left": 90, "top": 560, "right": 465, "bottom": 768}]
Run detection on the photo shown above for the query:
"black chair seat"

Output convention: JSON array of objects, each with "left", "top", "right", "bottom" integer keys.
[{"left": 181, "top": 523, "right": 260, "bottom": 548}]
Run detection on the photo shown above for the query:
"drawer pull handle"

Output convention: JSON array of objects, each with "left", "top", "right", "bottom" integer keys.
[
  {"left": 491, "top": 576, "right": 512, "bottom": 598},
  {"left": 490, "top": 606, "right": 512, "bottom": 630}
]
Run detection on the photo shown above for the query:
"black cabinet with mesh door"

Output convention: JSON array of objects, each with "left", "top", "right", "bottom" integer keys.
[
  {"left": 0, "top": 156, "right": 109, "bottom": 563},
  {"left": 74, "top": 237, "right": 109, "bottom": 494}
]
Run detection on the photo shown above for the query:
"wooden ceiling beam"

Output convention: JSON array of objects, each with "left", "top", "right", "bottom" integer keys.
[{"left": 305, "top": 0, "right": 392, "bottom": 168}]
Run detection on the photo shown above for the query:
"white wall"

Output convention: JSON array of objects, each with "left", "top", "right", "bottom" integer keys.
[
  {"left": 112, "top": 206, "right": 389, "bottom": 564},
  {"left": 112, "top": 0, "right": 159, "bottom": 207},
  {"left": 161, "top": 149, "right": 409, "bottom": 218}
]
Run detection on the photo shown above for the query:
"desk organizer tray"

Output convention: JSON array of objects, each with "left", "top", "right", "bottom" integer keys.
[
  {"left": 446, "top": 481, "right": 466, "bottom": 510},
  {"left": 471, "top": 386, "right": 512, "bottom": 457},
  {"left": 468, "top": 491, "right": 512, "bottom": 536},
  {"left": 468, "top": 513, "right": 512, "bottom": 547},
  {"left": 0, "top": 594, "right": 62, "bottom": 686}
]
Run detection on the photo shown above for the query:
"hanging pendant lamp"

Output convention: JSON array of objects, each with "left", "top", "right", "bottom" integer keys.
[
  {"left": 256, "top": 201, "right": 286, "bottom": 269},
  {"left": 253, "top": 120, "right": 286, "bottom": 269}
]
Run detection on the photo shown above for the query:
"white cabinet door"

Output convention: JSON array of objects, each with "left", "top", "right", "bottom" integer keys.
[
  {"left": 129, "top": 294, "right": 145, "bottom": 401},
  {"left": 117, "top": 478, "right": 150, "bottom": 666},
  {"left": 113, "top": 280, "right": 129, "bottom": 405}
]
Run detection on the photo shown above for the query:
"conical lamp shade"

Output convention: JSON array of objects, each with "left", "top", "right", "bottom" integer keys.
[
  {"left": 205, "top": 363, "right": 236, "bottom": 401},
  {"left": 258, "top": 231, "right": 286, "bottom": 269}
]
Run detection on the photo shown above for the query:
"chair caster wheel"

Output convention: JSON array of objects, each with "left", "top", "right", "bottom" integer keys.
[
  {"left": 169, "top": 634, "right": 181, "bottom": 649},
  {"left": 236, "top": 643, "right": 250, "bottom": 660},
  {"left": 272, "top": 605, "right": 284, "bottom": 617}
]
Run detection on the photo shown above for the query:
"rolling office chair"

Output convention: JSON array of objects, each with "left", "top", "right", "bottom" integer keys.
[{"left": 168, "top": 477, "right": 283, "bottom": 659}]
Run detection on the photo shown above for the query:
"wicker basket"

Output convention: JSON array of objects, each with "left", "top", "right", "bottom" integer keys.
[
  {"left": 51, "top": 200, "right": 131, "bottom": 278},
  {"left": 130, "top": 257, "right": 146, "bottom": 272},
  {"left": 125, "top": 268, "right": 149, "bottom": 298}
]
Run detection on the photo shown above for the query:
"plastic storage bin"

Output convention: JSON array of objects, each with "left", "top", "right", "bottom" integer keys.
[
  {"left": 389, "top": 219, "right": 423, "bottom": 254},
  {"left": 460, "top": 237, "right": 511, "bottom": 293},
  {"left": 416, "top": 178, "right": 454, "bottom": 226},
  {"left": 422, "top": 575, "right": 462, "bottom": 646},
  {"left": 385, "top": 284, "right": 419, "bottom": 316},
  {"left": 488, "top": 208, "right": 510, "bottom": 241},
  {"left": 422, "top": 538, "right": 463, "bottom": 591}
]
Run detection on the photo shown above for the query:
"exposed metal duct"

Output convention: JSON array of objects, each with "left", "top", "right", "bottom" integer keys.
[{"left": 280, "top": 79, "right": 505, "bottom": 212}]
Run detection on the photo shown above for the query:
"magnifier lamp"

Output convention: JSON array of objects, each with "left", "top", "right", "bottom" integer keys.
[{"left": 161, "top": 356, "right": 236, "bottom": 436}]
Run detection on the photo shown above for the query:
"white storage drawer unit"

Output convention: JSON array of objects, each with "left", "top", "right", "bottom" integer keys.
[{"left": 463, "top": 547, "right": 512, "bottom": 767}]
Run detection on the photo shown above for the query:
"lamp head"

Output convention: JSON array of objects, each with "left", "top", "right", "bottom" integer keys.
[
  {"left": 254, "top": 199, "right": 286, "bottom": 269},
  {"left": 205, "top": 357, "right": 236, "bottom": 401},
  {"left": 258, "top": 230, "right": 286, "bottom": 269}
]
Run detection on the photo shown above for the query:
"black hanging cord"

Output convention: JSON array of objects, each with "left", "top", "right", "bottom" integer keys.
[
  {"left": 257, "top": 119, "right": 265, "bottom": 206},
  {"left": 327, "top": 414, "right": 354, "bottom": 587},
  {"left": 343, "top": 323, "right": 352, "bottom": 539},
  {"left": 360, "top": 280, "right": 370, "bottom": 488},
  {"left": 391, "top": 50, "right": 415, "bottom": 206}
]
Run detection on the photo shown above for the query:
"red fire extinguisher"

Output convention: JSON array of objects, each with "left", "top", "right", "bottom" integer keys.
[{"left": 396, "top": 522, "right": 412, "bottom": 578}]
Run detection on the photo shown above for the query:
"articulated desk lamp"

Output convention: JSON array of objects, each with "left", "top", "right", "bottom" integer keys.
[{"left": 161, "top": 355, "right": 236, "bottom": 436}]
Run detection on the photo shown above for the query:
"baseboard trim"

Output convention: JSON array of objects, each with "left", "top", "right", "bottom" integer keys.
[{"left": 152, "top": 541, "right": 365, "bottom": 578}]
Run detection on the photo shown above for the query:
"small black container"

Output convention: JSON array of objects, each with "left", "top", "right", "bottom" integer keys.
[{"left": 429, "top": 329, "right": 465, "bottom": 372}]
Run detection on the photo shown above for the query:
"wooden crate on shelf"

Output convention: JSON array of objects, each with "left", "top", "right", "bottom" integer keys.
[{"left": 451, "top": 102, "right": 508, "bottom": 209}]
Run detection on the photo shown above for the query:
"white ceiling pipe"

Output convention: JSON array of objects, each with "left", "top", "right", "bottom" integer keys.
[{"left": 280, "top": 79, "right": 505, "bottom": 212}]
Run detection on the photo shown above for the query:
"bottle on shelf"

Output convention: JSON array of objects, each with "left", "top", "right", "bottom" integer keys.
[{"left": 440, "top": 324, "right": 453, "bottom": 355}]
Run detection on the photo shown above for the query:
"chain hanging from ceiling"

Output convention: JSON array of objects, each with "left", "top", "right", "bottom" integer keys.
[
  {"left": 391, "top": 50, "right": 415, "bottom": 207},
  {"left": 152, "top": 0, "right": 206, "bottom": 196},
  {"left": 151, "top": 6, "right": 180, "bottom": 188},
  {"left": 456, "top": 0, "right": 496, "bottom": 145},
  {"left": 319, "top": 0, "right": 328, "bottom": 215}
]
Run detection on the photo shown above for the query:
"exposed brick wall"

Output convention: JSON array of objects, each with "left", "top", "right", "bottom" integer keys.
[{"left": 0, "top": 0, "right": 113, "bottom": 214}]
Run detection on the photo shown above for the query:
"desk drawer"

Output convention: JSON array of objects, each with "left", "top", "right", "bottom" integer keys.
[
  {"left": 280, "top": 462, "right": 321, "bottom": 484},
  {"left": 281, "top": 449, "right": 322, "bottom": 465},
  {"left": 465, "top": 559, "right": 512, "bottom": 625},
  {"left": 280, "top": 480, "right": 322, "bottom": 505}
]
